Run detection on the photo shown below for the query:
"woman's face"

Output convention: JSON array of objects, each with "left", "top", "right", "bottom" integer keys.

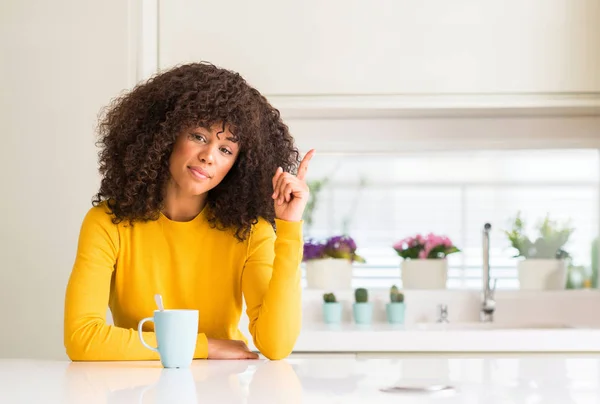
[{"left": 168, "top": 123, "right": 240, "bottom": 197}]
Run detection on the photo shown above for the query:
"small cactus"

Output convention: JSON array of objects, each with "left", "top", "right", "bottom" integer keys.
[
  {"left": 354, "top": 288, "right": 368, "bottom": 303},
  {"left": 323, "top": 292, "right": 337, "bottom": 303},
  {"left": 390, "top": 285, "right": 404, "bottom": 303}
]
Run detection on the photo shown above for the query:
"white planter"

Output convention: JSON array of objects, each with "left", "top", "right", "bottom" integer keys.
[
  {"left": 518, "top": 259, "right": 567, "bottom": 290},
  {"left": 401, "top": 259, "right": 448, "bottom": 289},
  {"left": 305, "top": 258, "right": 353, "bottom": 290}
]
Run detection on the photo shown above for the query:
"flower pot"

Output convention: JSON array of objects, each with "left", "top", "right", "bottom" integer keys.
[
  {"left": 386, "top": 302, "right": 405, "bottom": 324},
  {"left": 401, "top": 259, "right": 447, "bottom": 289},
  {"left": 305, "top": 258, "right": 353, "bottom": 290},
  {"left": 322, "top": 302, "right": 343, "bottom": 324},
  {"left": 352, "top": 302, "right": 372, "bottom": 324},
  {"left": 518, "top": 259, "right": 567, "bottom": 290}
]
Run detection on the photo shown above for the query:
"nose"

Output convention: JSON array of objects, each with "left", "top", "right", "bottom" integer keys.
[{"left": 197, "top": 145, "right": 215, "bottom": 164}]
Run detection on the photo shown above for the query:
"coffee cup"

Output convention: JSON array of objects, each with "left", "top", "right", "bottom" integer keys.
[{"left": 138, "top": 309, "right": 198, "bottom": 368}]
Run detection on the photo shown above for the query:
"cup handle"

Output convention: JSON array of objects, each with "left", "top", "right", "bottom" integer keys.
[{"left": 138, "top": 317, "right": 159, "bottom": 353}]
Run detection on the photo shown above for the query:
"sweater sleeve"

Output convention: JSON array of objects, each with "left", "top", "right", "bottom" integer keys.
[
  {"left": 241, "top": 218, "right": 303, "bottom": 360},
  {"left": 64, "top": 206, "right": 209, "bottom": 361}
]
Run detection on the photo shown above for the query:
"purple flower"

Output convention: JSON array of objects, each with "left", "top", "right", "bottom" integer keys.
[
  {"left": 324, "top": 235, "right": 357, "bottom": 255},
  {"left": 303, "top": 235, "right": 366, "bottom": 263},
  {"left": 303, "top": 239, "right": 326, "bottom": 261}
]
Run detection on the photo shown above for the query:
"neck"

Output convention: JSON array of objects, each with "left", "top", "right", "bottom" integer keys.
[{"left": 162, "top": 181, "right": 207, "bottom": 222}]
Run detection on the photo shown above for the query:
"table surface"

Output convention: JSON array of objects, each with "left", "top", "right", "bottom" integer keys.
[{"left": 3, "top": 355, "right": 600, "bottom": 403}]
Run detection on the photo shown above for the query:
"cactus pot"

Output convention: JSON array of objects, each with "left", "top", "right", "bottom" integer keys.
[
  {"left": 322, "top": 302, "right": 343, "bottom": 324},
  {"left": 386, "top": 302, "right": 406, "bottom": 324},
  {"left": 352, "top": 302, "right": 373, "bottom": 324}
]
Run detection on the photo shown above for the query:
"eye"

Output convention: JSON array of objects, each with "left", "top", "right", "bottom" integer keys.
[
  {"left": 191, "top": 133, "right": 207, "bottom": 143},
  {"left": 220, "top": 147, "right": 233, "bottom": 155}
]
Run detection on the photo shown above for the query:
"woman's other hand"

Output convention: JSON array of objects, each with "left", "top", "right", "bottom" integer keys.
[{"left": 207, "top": 338, "right": 259, "bottom": 359}]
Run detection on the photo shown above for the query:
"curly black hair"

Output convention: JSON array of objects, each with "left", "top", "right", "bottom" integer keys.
[{"left": 92, "top": 62, "right": 300, "bottom": 241}]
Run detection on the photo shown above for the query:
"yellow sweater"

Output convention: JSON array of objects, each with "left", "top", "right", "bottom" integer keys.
[{"left": 64, "top": 202, "right": 303, "bottom": 361}]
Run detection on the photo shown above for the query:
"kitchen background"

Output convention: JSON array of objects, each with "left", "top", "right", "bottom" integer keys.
[
  {"left": 1, "top": 0, "right": 599, "bottom": 359},
  {"left": 305, "top": 149, "right": 599, "bottom": 290}
]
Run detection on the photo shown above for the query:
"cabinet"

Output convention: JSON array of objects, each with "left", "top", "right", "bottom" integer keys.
[{"left": 158, "top": 0, "right": 600, "bottom": 97}]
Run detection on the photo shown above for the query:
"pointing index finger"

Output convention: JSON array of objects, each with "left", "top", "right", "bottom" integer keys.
[{"left": 297, "top": 149, "right": 315, "bottom": 180}]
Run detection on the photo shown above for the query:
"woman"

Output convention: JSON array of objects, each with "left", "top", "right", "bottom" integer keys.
[{"left": 64, "top": 62, "right": 314, "bottom": 361}]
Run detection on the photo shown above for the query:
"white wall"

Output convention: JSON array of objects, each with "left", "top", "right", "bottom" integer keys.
[
  {"left": 159, "top": 0, "right": 600, "bottom": 95},
  {"left": 0, "top": 0, "right": 134, "bottom": 359}
]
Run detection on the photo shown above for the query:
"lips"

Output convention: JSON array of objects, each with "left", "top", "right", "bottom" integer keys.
[{"left": 188, "top": 166, "right": 211, "bottom": 180}]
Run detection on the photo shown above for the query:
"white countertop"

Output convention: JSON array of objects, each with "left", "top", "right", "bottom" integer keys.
[{"left": 3, "top": 355, "right": 600, "bottom": 403}]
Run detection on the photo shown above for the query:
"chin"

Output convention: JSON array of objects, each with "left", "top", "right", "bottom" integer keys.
[{"left": 189, "top": 185, "right": 210, "bottom": 196}]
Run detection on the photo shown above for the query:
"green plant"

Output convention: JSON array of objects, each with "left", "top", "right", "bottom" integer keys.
[
  {"left": 354, "top": 288, "right": 368, "bottom": 303},
  {"left": 504, "top": 212, "right": 574, "bottom": 259},
  {"left": 390, "top": 285, "right": 404, "bottom": 303},
  {"left": 566, "top": 263, "right": 588, "bottom": 290},
  {"left": 304, "top": 178, "right": 330, "bottom": 233},
  {"left": 323, "top": 292, "right": 337, "bottom": 303}
]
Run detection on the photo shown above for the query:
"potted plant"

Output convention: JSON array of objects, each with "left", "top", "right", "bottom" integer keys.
[
  {"left": 303, "top": 236, "right": 366, "bottom": 290},
  {"left": 322, "top": 292, "right": 343, "bottom": 324},
  {"left": 393, "top": 233, "right": 460, "bottom": 289},
  {"left": 505, "top": 212, "right": 574, "bottom": 290},
  {"left": 352, "top": 288, "right": 372, "bottom": 325},
  {"left": 386, "top": 285, "right": 405, "bottom": 324}
]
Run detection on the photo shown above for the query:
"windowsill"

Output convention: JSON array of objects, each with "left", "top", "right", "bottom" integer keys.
[
  {"left": 292, "top": 322, "right": 600, "bottom": 353},
  {"left": 301, "top": 287, "right": 600, "bottom": 299}
]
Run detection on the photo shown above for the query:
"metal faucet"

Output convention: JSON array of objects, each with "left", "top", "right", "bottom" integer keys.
[
  {"left": 437, "top": 304, "right": 449, "bottom": 323},
  {"left": 481, "top": 223, "right": 496, "bottom": 322}
]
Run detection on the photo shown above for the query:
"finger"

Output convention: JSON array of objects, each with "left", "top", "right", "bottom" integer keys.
[
  {"left": 275, "top": 173, "right": 291, "bottom": 203},
  {"left": 291, "top": 183, "right": 309, "bottom": 200},
  {"left": 296, "top": 149, "right": 315, "bottom": 181},
  {"left": 272, "top": 167, "right": 283, "bottom": 197},
  {"left": 282, "top": 177, "right": 308, "bottom": 203},
  {"left": 275, "top": 171, "right": 291, "bottom": 200},
  {"left": 235, "top": 347, "right": 257, "bottom": 359},
  {"left": 275, "top": 172, "right": 289, "bottom": 192},
  {"left": 278, "top": 176, "right": 294, "bottom": 205},
  {"left": 282, "top": 181, "right": 294, "bottom": 203}
]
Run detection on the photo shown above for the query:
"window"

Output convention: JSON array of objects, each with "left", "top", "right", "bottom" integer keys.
[{"left": 302, "top": 149, "right": 599, "bottom": 290}]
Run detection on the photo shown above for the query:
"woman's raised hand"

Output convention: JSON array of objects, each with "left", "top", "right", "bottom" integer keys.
[{"left": 272, "top": 149, "right": 315, "bottom": 222}]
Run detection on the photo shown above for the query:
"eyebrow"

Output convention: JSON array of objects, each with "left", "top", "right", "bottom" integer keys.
[
  {"left": 193, "top": 123, "right": 239, "bottom": 143},
  {"left": 216, "top": 127, "right": 239, "bottom": 143}
]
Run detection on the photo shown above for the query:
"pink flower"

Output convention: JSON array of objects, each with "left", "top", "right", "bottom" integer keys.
[
  {"left": 422, "top": 240, "right": 434, "bottom": 258},
  {"left": 394, "top": 232, "right": 459, "bottom": 260},
  {"left": 442, "top": 236, "right": 453, "bottom": 248}
]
